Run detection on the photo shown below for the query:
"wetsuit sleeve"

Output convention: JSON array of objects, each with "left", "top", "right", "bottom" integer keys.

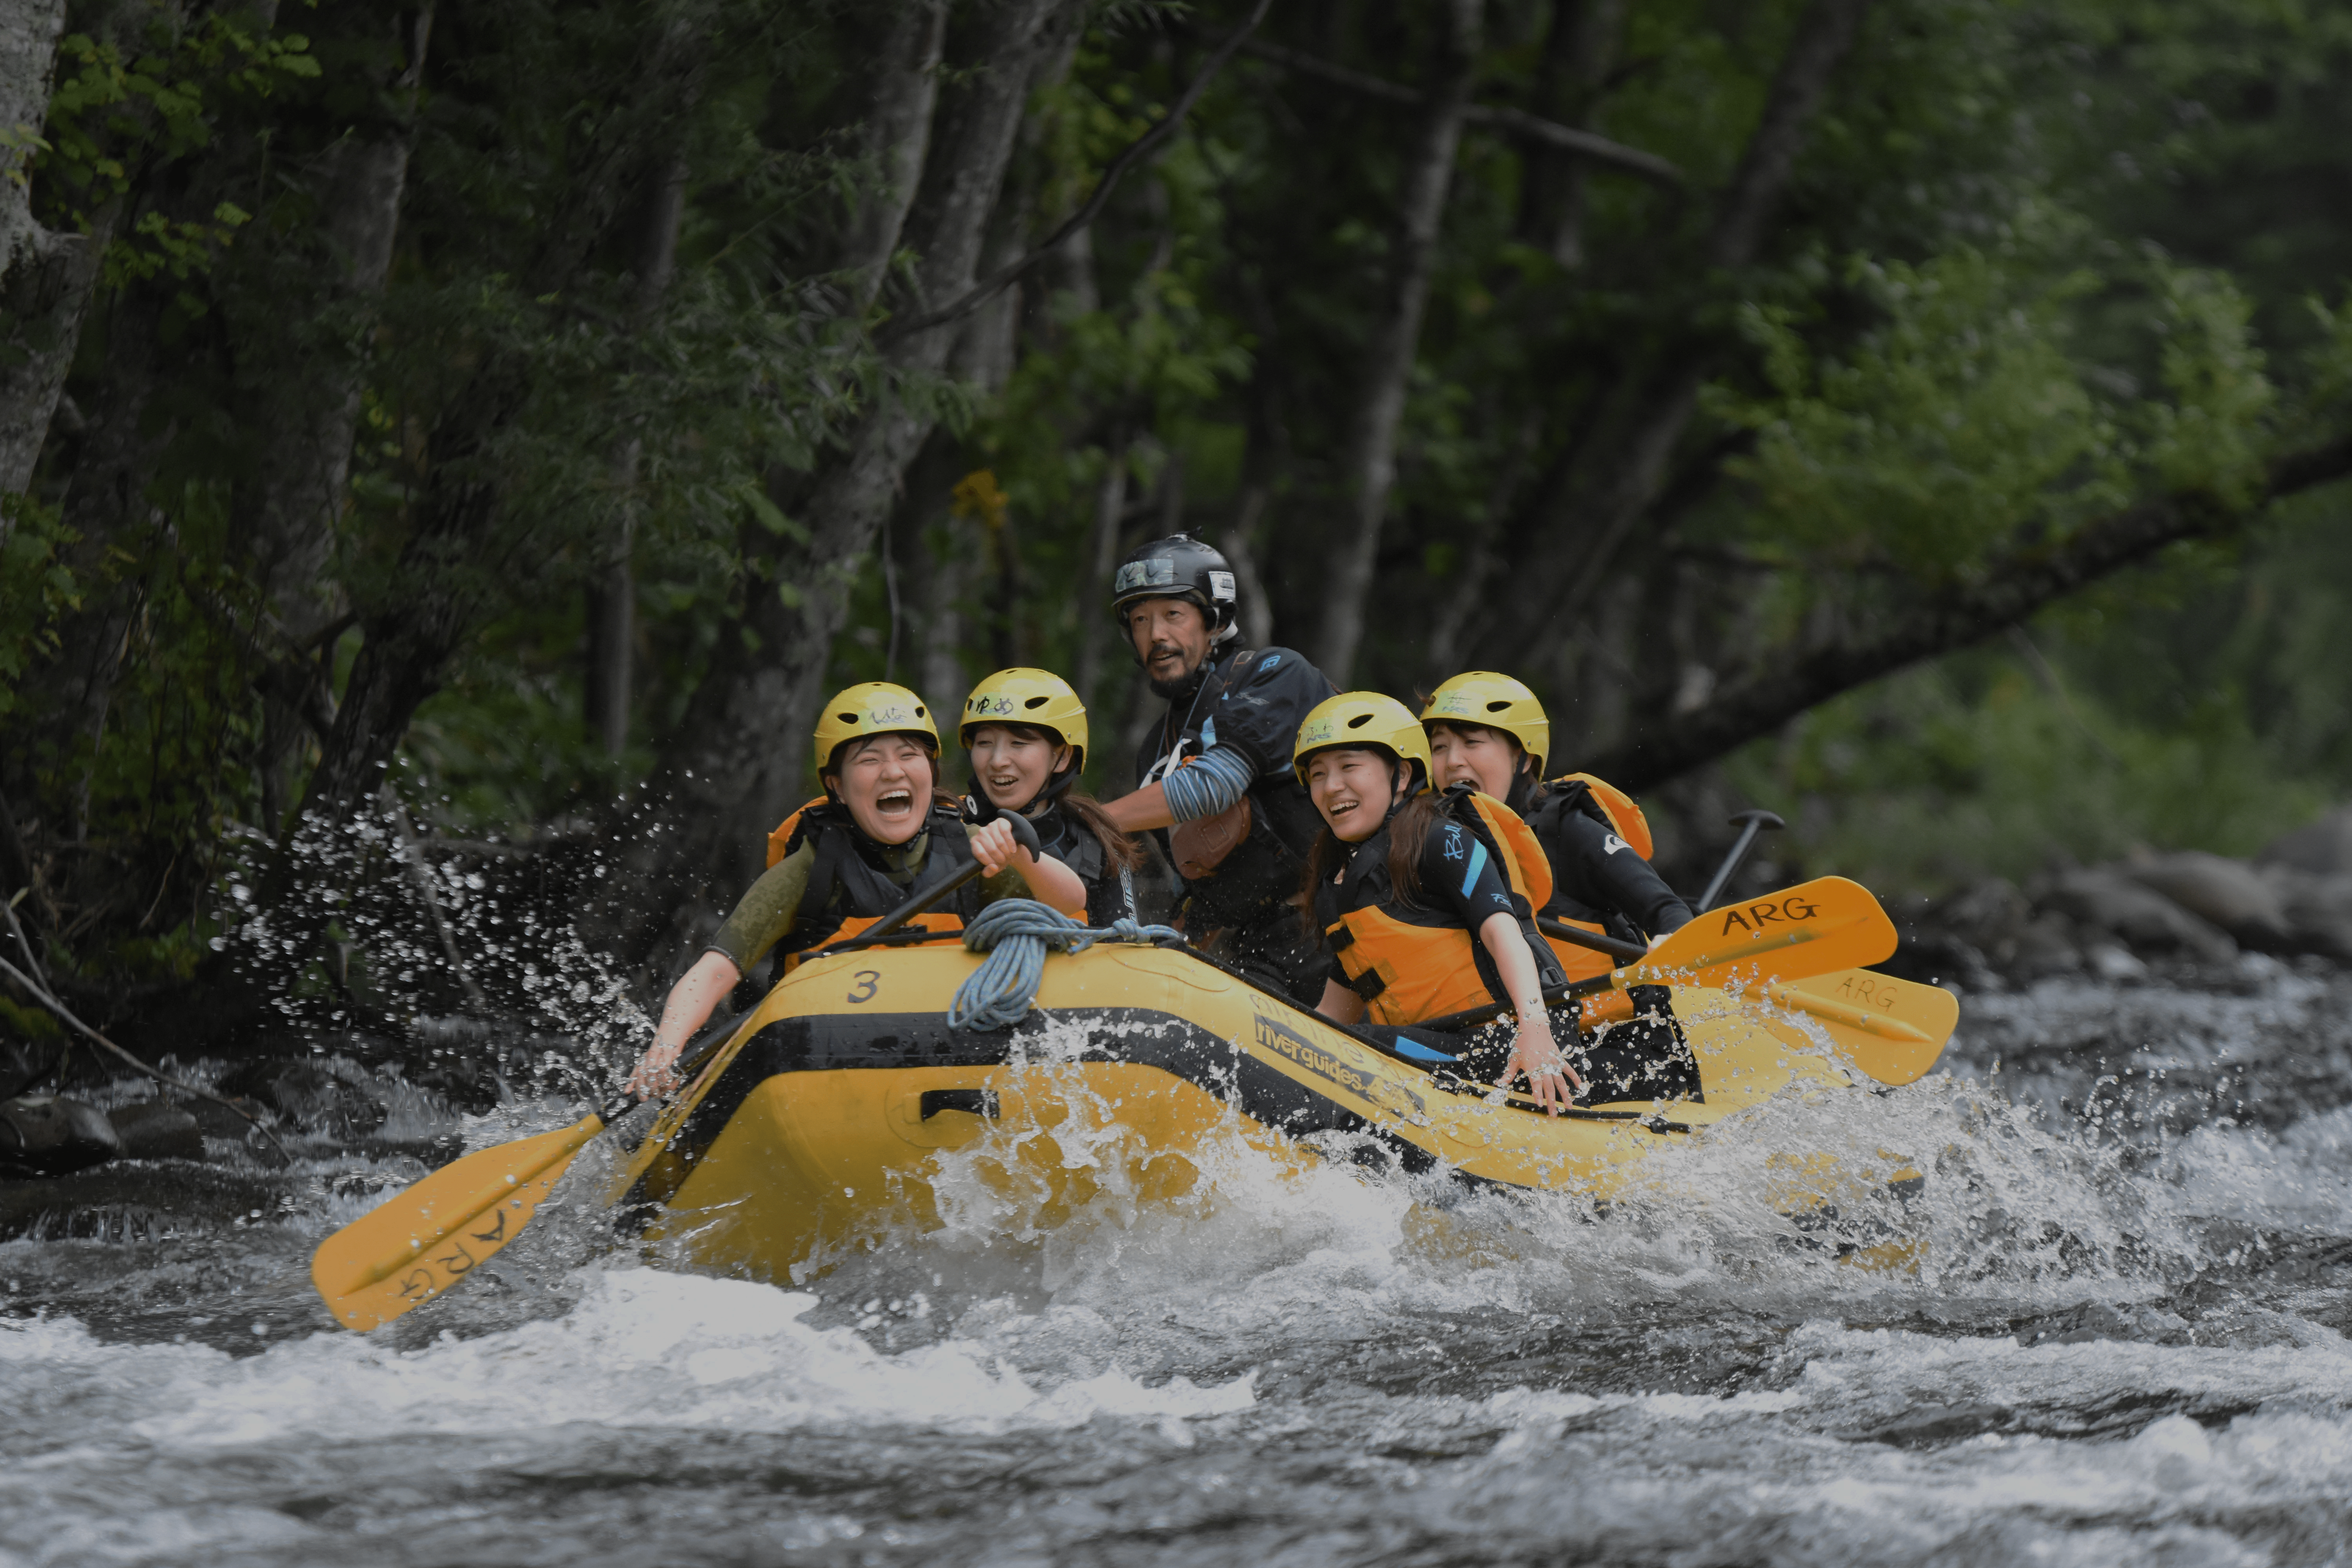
[
  {"left": 709, "top": 844, "right": 816, "bottom": 969},
  {"left": 1548, "top": 809, "right": 1693, "bottom": 935},
  {"left": 1203, "top": 647, "right": 1338, "bottom": 783},
  {"left": 1161, "top": 746, "right": 1254, "bottom": 822},
  {"left": 1419, "top": 817, "right": 1520, "bottom": 929}
]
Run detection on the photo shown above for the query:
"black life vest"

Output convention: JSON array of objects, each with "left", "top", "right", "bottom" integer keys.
[
  {"left": 1134, "top": 646, "right": 1327, "bottom": 928},
  {"left": 1025, "top": 802, "right": 1132, "bottom": 926},
  {"left": 1522, "top": 775, "right": 1656, "bottom": 981},
  {"left": 768, "top": 799, "right": 980, "bottom": 968}
]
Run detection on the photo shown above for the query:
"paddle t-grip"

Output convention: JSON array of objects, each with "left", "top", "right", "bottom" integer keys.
[
  {"left": 1695, "top": 808, "right": 1785, "bottom": 914},
  {"left": 964, "top": 796, "right": 1044, "bottom": 860}
]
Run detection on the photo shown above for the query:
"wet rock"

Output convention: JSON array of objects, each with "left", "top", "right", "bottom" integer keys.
[
  {"left": 1933, "top": 877, "right": 2033, "bottom": 947},
  {"left": 2037, "top": 867, "right": 2236, "bottom": 964},
  {"left": 0, "top": 1033, "right": 68, "bottom": 1102},
  {"left": 0, "top": 1094, "right": 124, "bottom": 1177},
  {"left": 218, "top": 1057, "right": 388, "bottom": 1143},
  {"left": 2005, "top": 912, "right": 2085, "bottom": 981},
  {"left": 2122, "top": 850, "right": 2294, "bottom": 950},
  {"left": 2255, "top": 867, "right": 2352, "bottom": 962},
  {"left": 0, "top": 1159, "right": 297, "bottom": 1241},
  {"left": 105, "top": 1100, "right": 205, "bottom": 1161},
  {"left": 2257, "top": 805, "right": 2352, "bottom": 875}
]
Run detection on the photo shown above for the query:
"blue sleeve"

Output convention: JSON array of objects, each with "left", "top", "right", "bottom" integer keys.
[{"left": 1161, "top": 745, "right": 1255, "bottom": 822}]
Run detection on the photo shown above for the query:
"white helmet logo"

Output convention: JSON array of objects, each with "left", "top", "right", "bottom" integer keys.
[{"left": 1208, "top": 570, "right": 1236, "bottom": 601}]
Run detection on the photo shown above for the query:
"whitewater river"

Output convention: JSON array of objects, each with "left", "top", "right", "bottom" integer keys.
[{"left": 9, "top": 960, "right": 2352, "bottom": 1566}]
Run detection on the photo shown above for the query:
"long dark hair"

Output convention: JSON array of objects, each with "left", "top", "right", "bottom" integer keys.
[
  {"left": 969, "top": 722, "right": 1143, "bottom": 873},
  {"left": 1296, "top": 754, "right": 1438, "bottom": 933}
]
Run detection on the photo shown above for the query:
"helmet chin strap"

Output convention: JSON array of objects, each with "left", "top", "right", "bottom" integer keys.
[
  {"left": 1380, "top": 759, "right": 1421, "bottom": 826},
  {"left": 1036, "top": 761, "right": 1081, "bottom": 807}
]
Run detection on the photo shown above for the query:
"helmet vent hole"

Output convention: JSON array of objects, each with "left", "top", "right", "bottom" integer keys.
[
  {"left": 914, "top": 705, "right": 926, "bottom": 717},
  {"left": 837, "top": 712, "right": 859, "bottom": 725},
  {"left": 1024, "top": 695, "right": 1049, "bottom": 709},
  {"left": 1486, "top": 700, "right": 1512, "bottom": 713},
  {"left": 1346, "top": 713, "right": 1372, "bottom": 729}
]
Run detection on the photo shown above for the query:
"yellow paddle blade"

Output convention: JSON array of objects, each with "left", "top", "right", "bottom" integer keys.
[
  {"left": 1764, "top": 967, "right": 1958, "bottom": 1086},
  {"left": 311, "top": 1112, "right": 606, "bottom": 1332},
  {"left": 1624, "top": 877, "right": 1897, "bottom": 991}
]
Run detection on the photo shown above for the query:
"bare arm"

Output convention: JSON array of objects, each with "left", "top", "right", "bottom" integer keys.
[
  {"left": 1100, "top": 780, "right": 1174, "bottom": 833},
  {"left": 969, "top": 818, "right": 1087, "bottom": 918},
  {"left": 1479, "top": 911, "right": 1584, "bottom": 1111},
  {"left": 626, "top": 949, "right": 740, "bottom": 1096},
  {"left": 1314, "top": 978, "right": 1366, "bottom": 1024}
]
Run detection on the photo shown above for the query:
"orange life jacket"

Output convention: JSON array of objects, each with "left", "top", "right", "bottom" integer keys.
[
  {"left": 766, "top": 796, "right": 831, "bottom": 868},
  {"left": 1548, "top": 772, "right": 1653, "bottom": 859},
  {"left": 1323, "top": 788, "right": 1563, "bottom": 1028}
]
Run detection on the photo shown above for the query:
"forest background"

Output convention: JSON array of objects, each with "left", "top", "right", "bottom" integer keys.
[{"left": 2, "top": 0, "right": 2350, "bottom": 1060}]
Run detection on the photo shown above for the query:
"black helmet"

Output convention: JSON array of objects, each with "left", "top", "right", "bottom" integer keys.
[{"left": 1110, "top": 534, "right": 1239, "bottom": 639}]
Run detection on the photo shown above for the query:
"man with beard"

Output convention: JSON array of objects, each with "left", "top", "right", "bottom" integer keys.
[{"left": 1100, "top": 535, "right": 1337, "bottom": 1001}]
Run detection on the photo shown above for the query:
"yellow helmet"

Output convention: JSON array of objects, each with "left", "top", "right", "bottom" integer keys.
[
  {"left": 1292, "top": 691, "right": 1433, "bottom": 788},
  {"left": 959, "top": 666, "right": 1089, "bottom": 772},
  {"left": 813, "top": 681, "right": 938, "bottom": 775},
  {"left": 1420, "top": 671, "right": 1550, "bottom": 779}
]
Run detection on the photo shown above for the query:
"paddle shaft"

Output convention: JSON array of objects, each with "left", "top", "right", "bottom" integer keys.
[{"left": 1537, "top": 915, "right": 1648, "bottom": 964}]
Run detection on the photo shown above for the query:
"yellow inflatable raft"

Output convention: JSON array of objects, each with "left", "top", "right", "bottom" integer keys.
[{"left": 606, "top": 940, "right": 1929, "bottom": 1281}]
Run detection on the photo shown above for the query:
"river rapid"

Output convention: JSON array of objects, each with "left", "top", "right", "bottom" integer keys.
[{"left": 9, "top": 959, "right": 2352, "bottom": 1567}]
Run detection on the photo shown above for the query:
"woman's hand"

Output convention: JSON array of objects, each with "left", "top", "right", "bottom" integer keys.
[
  {"left": 1502, "top": 1014, "right": 1585, "bottom": 1115},
  {"left": 967, "top": 817, "right": 1032, "bottom": 877},
  {"left": 626, "top": 1040, "right": 683, "bottom": 1098},
  {"left": 626, "top": 950, "right": 739, "bottom": 1098},
  {"left": 971, "top": 815, "right": 1089, "bottom": 917}
]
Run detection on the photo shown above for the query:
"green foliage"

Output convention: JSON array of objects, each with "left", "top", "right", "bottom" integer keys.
[
  {"left": 0, "top": 500, "right": 80, "bottom": 722},
  {"left": 2142, "top": 265, "right": 2275, "bottom": 503},
  {"left": 38, "top": 8, "right": 314, "bottom": 236},
  {"left": 1708, "top": 247, "right": 2127, "bottom": 580},
  {"left": 1739, "top": 650, "right": 2331, "bottom": 893}
]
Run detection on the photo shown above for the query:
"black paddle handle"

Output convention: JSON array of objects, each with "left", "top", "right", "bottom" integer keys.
[
  {"left": 1694, "top": 808, "right": 1785, "bottom": 913},
  {"left": 1538, "top": 915, "right": 1648, "bottom": 964}
]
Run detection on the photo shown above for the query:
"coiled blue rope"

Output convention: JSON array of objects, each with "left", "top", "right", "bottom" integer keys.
[{"left": 947, "top": 899, "right": 1187, "bottom": 1032}]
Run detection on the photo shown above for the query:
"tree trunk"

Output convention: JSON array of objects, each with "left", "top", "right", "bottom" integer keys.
[
  {"left": 837, "top": 0, "right": 948, "bottom": 311},
  {"left": 1311, "top": 0, "right": 1481, "bottom": 686},
  {"left": 653, "top": 0, "right": 1080, "bottom": 900},
  {"left": 278, "top": 12, "right": 711, "bottom": 845},
  {"left": 1516, "top": 0, "right": 1627, "bottom": 267},
  {"left": 249, "top": 8, "right": 433, "bottom": 825},
  {"left": 1073, "top": 430, "right": 1131, "bottom": 713},
  {"left": 584, "top": 148, "right": 690, "bottom": 758},
  {"left": 0, "top": 0, "right": 82, "bottom": 501},
  {"left": 1577, "top": 432, "right": 2352, "bottom": 791},
  {"left": 1218, "top": 486, "right": 1275, "bottom": 653}
]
